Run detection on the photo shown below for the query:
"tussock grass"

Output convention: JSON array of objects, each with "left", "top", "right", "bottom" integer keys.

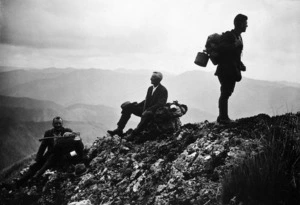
[{"left": 222, "top": 114, "right": 300, "bottom": 205}]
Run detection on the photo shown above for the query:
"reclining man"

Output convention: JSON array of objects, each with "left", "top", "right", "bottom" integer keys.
[
  {"left": 17, "top": 116, "right": 83, "bottom": 185},
  {"left": 108, "top": 71, "right": 168, "bottom": 139}
]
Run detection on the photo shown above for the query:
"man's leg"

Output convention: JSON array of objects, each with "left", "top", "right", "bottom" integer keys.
[
  {"left": 108, "top": 102, "right": 143, "bottom": 135},
  {"left": 108, "top": 107, "right": 132, "bottom": 135},
  {"left": 17, "top": 157, "right": 47, "bottom": 185},
  {"left": 126, "top": 110, "right": 153, "bottom": 141},
  {"left": 218, "top": 92, "right": 230, "bottom": 118},
  {"left": 72, "top": 140, "right": 85, "bottom": 164},
  {"left": 74, "top": 140, "right": 84, "bottom": 159},
  {"left": 34, "top": 154, "right": 56, "bottom": 178},
  {"left": 218, "top": 76, "right": 235, "bottom": 123},
  {"left": 134, "top": 111, "right": 154, "bottom": 133}
]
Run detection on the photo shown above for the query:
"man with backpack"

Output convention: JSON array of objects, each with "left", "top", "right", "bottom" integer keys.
[{"left": 214, "top": 14, "right": 248, "bottom": 124}]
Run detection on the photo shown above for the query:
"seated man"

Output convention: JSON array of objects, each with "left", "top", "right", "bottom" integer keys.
[
  {"left": 108, "top": 71, "right": 168, "bottom": 138},
  {"left": 17, "top": 116, "right": 75, "bottom": 185},
  {"left": 51, "top": 131, "right": 85, "bottom": 167}
]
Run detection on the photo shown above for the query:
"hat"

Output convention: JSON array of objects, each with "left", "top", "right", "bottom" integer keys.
[
  {"left": 63, "top": 132, "right": 76, "bottom": 138},
  {"left": 74, "top": 163, "right": 88, "bottom": 177},
  {"left": 152, "top": 71, "right": 163, "bottom": 81},
  {"left": 121, "top": 101, "right": 131, "bottom": 109},
  {"left": 180, "top": 105, "right": 188, "bottom": 114},
  {"left": 170, "top": 104, "right": 177, "bottom": 110}
]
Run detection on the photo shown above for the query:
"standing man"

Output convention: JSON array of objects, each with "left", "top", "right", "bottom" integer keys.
[
  {"left": 215, "top": 14, "right": 248, "bottom": 124},
  {"left": 108, "top": 71, "right": 168, "bottom": 138}
]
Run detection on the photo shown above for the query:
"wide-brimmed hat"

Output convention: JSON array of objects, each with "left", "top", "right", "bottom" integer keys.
[
  {"left": 180, "top": 104, "right": 188, "bottom": 114},
  {"left": 121, "top": 101, "right": 131, "bottom": 109},
  {"left": 74, "top": 163, "right": 88, "bottom": 177},
  {"left": 63, "top": 132, "right": 76, "bottom": 138},
  {"left": 63, "top": 132, "right": 81, "bottom": 141}
]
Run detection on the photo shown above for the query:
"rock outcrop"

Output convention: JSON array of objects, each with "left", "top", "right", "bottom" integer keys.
[{"left": 1, "top": 113, "right": 300, "bottom": 205}]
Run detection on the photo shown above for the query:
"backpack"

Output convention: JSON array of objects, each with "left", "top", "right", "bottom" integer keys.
[
  {"left": 205, "top": 33, "right": 222, "bottom": 65},
  {"left": 154, "top": 101, "right": 188, "bottom": 122},
  {"left": 144, "top": 101, "right": 188, "bottom": 135}
]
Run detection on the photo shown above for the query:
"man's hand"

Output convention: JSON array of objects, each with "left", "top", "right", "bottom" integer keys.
[{"left": 142, "top": 111, "right": 153, "bottom": 118}]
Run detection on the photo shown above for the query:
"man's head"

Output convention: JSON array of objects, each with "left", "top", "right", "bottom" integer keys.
[
  {"left": 150, "top": 71, "right": 163, "bottom": 86},
  {"left": 52, "top": 116, "right": 63, "bottom": 130},
  {"left": 234, "top": 14, "right": 248, "bottom": 33}
]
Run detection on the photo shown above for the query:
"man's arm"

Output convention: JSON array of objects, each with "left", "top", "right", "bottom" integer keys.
[
  {"left": 35, "top": 130, "right": 50, "bottom": 162},
  {"left": 64, "top": 128, "right": 73, "bottom": 133}
]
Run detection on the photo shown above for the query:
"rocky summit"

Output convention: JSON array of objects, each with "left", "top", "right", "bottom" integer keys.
[{"left": 1, "top": 113, "right": 300, "bottom": 205}]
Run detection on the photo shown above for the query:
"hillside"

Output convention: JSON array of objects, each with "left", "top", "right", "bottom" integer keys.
[
  {"left": 0, "top": 119, "right": 107, "bottom": 171},
  {"left": 0, "top": 119, "right": 45, "bottom": 171},
  {"left": 1, "top": 112, "right": 300, "bottom": 205},
  {"left": 0, "top": 95, "right": 67, "bottom": 122},
  {"left": 0, "top": 95, "right": 120, "bottom": 125},
  {"left": 0, "top": 68, "right": 75, "bottom": 92},
  {"left": 1, "top": 68, "right": 300, "bottom": 122},
  {"left": 0, "top": 96, "right": 119, "bottom": 170}
]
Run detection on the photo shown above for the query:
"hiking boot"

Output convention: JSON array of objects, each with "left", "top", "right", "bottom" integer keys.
[
  {"left": 107, "top": 128, "right": 123, "bottom": 136},
  {"left": 124, "top": 129, "right": 139, "bottom": 142},
  {"left": 217, "top": 117, "right": 235, "bottom": 124},
  {"left": 125, "top": 134, "right": 135, "bottom": 142}
]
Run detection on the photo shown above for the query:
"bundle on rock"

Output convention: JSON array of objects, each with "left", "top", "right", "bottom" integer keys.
[{"left": 146, "top": 101, "right": 188, "bottom": 135}]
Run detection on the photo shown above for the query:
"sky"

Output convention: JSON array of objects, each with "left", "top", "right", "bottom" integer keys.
[{"left": 0, "top": 0, "right": 300, "bottom": 82}]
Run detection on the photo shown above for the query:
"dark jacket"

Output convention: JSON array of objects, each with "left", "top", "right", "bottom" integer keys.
[
  {"left": 36, "top": 127, "right": 72, "bottom": 162},
  {"left": 215, "top": 30, "right": 244, "bottom": 81},
  {"left": 142, "top": 83, "right": 168, "bottom": 113}
]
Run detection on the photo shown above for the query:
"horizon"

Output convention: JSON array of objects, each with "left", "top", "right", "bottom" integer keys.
[
  {"left": 1, "top": 65, "right": 300, "bottom": 85},
  {"left": 1, "top": 0, "right": 300, "bottom": 82}
]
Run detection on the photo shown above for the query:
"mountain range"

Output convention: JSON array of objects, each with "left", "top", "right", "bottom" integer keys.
[
  {"left": 1, "top": 67, "right": 300, "bottom": 119},
  {"left": 0, "top": 67, "right": 300, "bottom": 170}
]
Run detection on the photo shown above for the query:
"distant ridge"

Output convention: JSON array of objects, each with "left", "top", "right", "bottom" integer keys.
[
  {"left": 1, "top": 68, "right": 299, "bottom": 120},
  {"left": 0, "top": 95, "right": 118, "bottom": 170}
]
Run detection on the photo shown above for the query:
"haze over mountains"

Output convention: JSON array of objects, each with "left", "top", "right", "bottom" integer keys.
[
  {"left": 1, "top": 67, "right": 300, "bottom": 119},
  {"left": 1, "top": 67, "right": 300, "bottom": 170},
  {"left": 0, "top": 95, "right": 114, "bottom": 170}
]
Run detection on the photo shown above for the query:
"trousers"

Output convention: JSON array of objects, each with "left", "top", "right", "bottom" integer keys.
[
  {"left": 117, "top": 102, "right": 153, "bottom": 131},
  {"left": 218, "top": 75, "right": 236, "bottom": 119}
]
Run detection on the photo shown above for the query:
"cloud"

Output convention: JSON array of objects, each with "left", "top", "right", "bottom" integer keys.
[
  {"left": 1, "top": 0, "right": 286, "bottom": 52},
  {"left": 0, "top": 0, "right": 170, "bottom": 53},
  {"left": 0, "top": 0, "right": 300, "bottom": 82},
  {"left": 0, "top": 0, "right": 231, "bottom": 53}
]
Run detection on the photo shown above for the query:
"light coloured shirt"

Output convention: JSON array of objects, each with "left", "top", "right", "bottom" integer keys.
[{"left": 151, "top": 85, "right": 158, "bottom": 95}]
